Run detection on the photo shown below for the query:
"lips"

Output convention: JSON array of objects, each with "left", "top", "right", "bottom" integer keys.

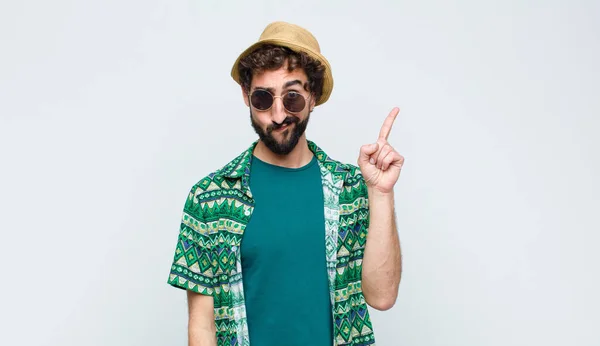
[{"left": 272, "top": 123, "right": 293, "bottom": 132}]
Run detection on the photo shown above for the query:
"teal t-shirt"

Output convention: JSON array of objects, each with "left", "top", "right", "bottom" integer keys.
[{"left": 241, "top": 154, "right": 333, "bottom": 346}]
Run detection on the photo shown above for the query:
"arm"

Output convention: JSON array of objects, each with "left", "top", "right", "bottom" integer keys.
[
  {"left": 361, "top": 188, "right": 402, "bottom": 311},
  {"left": 356, "top": 107, "right": 405, "bottom": 311},
  {"left": 187, "top": 290, "right": 217, "bottom": 346},
  {"left": 167, "top": 184, "right": 219, "bottom": 345}
]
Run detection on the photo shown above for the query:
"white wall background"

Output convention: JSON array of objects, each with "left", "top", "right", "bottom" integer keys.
[{"left": 1, "top": 1, "right": 598, "bottom": 345}]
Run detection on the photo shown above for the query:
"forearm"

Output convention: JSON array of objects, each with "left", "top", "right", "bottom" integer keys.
[
  {"left": 188, "top": 322, "right": 217, "bottom": 346},
  {"left": 187, "top": 290, "right": 217, "bottom": 346},
  {"left": 361, "top": 188, "right": 402, "bottom": 311}
]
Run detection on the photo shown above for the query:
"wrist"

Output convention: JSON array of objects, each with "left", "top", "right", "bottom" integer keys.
[{"left": 367, "top": 186, "right": 395, "bottom": 199}]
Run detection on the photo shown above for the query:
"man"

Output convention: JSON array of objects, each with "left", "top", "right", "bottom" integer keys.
[{"left": 167, "top": 21, "right": 404, "bottom": 346}]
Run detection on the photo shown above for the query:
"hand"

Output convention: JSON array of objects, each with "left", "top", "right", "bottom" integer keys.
[{"left": 357, "top": 107, "right": 405, "bottom": 194}]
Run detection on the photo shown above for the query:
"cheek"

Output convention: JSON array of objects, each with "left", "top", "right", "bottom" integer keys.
[{"left": 252, "top": 112, "right": 271, "bottom": 127}]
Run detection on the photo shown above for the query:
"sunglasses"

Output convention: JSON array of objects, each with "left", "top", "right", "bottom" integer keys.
[{"left": 248, "top": 89, "right": 310, "bottom": 113}]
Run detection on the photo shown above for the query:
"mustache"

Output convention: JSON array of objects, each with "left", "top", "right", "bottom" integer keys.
[{"left": 267, "top": 117, "right": 298, "bottom": 132}]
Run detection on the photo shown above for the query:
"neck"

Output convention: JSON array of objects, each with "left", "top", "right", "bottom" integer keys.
[{"left": 253, "top": 136, "right": 313, "bottom": 168}]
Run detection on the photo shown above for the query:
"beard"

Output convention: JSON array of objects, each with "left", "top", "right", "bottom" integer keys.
[{"left": 250, "top": 109, "right": 310, "bottom": 156}]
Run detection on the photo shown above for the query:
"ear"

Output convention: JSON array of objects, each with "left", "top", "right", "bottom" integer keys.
[
  {"left": 242, "top": 86, "right": 250, "bottom": 107},
  {"left": 309, "top": 93, "right": 317, "bottom": 112}
]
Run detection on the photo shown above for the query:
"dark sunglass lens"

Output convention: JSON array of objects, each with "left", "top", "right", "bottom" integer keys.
[
  {"left": 250, "top": 90, "right": 273, "bottom": 110},
  {"left": 283, "top": 91, "right": 306, "bottom": 112}
]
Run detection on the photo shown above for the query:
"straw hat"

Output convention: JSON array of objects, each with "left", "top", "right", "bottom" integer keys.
[{"left": 230, "top": 21, "right": 334, "bottom": 106}]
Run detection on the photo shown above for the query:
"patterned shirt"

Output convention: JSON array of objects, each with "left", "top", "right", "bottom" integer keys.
[{"left": 167, "top": 140, "right": 376, "bottom": 345}]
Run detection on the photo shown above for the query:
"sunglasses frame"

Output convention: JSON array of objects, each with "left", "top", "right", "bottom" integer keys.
[{"left": 247, "top": 89, "right": 312, "bottom": 113}]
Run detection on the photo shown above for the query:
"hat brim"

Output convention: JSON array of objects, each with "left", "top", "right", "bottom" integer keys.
[{"left": 230, "top": 39, "right": 333, "bottom": 106}]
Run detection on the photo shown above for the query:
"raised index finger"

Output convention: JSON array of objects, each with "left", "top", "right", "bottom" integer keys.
[{"left": 378, "top": 107, "right": 400, "bottom": 140}]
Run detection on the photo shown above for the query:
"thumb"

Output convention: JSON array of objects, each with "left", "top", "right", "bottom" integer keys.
[{"left": 358, "top": 143, "right": 379, "bottom": 164}]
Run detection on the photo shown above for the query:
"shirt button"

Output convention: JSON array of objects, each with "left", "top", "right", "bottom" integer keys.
[{"left": 232, "top": 246, "right": 238, "bottom": 252}]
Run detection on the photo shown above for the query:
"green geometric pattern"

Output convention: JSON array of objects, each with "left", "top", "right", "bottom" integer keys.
[{"left": 168, "top": 140, "right": 375, "bottom": 345}]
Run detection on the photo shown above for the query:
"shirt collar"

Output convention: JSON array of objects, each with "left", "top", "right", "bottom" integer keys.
[{"left": 219, "top": 140, "right": 350, "bottom": 198}]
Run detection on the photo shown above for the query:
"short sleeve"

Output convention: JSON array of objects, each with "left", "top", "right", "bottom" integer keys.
[{"left": 167, "top": 185, "right": 215, "bottom": 296}]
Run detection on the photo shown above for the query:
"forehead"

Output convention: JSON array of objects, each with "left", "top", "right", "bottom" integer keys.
[{"left": 251, "top": 65, "right": 308, "bottom": 89}]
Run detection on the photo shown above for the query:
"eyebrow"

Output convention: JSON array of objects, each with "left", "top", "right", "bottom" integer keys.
[
  {"left": 254, "top": 79, "right": 305, "bottom": 93},
  {"left": 283, "top": 80, "right": 303, "bottom": 89}
]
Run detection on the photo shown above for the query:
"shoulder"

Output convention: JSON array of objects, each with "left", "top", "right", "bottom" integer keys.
[
  {"left": 322, "top": 157, "right": 370, "bottom": 223},
  {"left": 344, "top": 162, "right": 366, "bottom": 187},
  {"left": 184, "top": 146, "right": 251, "bottom": 205},
  {"left": 341, "top": 162, "right": 369, "bottom": 202},
  {"left": 322, "top": 153, "right": 365, "bottom": 188},
  {"left": 308, "top": 140, "right": 367, "bottom": 194},
  {"left": 317, "top": 151, "right": 368, "bottom": 202}
]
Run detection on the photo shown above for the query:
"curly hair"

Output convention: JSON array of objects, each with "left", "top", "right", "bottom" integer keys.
[{"left": 237, "top": 44, "right": 326, "bottom": 103}]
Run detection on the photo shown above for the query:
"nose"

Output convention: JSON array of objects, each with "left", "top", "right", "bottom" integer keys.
[{"left": 271, "top": 96, "right": 287, "bottom": 124}]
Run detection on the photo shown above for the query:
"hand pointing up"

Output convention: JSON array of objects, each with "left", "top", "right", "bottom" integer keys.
[{"left": 357, "top": 107, "right": 405, "bottom": 194}]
